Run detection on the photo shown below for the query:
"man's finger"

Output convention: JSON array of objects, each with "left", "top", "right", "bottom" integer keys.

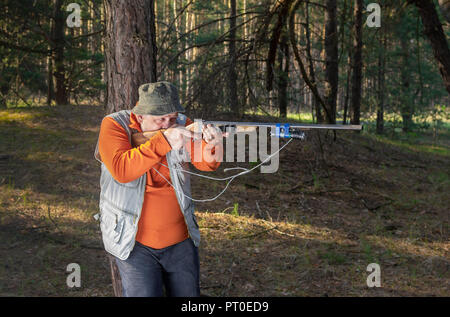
[{"left": 178, "top": 127, "right": 195, "bottom": 139}]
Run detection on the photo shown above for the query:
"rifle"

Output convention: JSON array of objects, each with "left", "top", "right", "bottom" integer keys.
[
  {"left": 201, "top": 121, "right": 362, "bottom": 140},
  {"left": 131, "top": 120, "right": 362, "bottom": 146},
  {"left": 130, "top": 120, "right": 363, "bottom": 201}
]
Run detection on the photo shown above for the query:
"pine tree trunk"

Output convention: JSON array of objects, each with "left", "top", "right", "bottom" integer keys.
[
  {"left": 400, "top": 34, "right": 413, "bottom": 132},
  {"left": 103, "top": 0, "right": 157, "bottom": 296},
  {"left": 53, "top": 0, "right": 68, "bottom": 105},
  {"left": 324, "top": 0, "right": 338, "bottom": 124},
  {"left": 409, "top": 0, "right": 450, "bottom": 94},
  {"left": 278, "top": 26, "right": 289, "bottom": 118},
  {"left": 228, "top": 0, "right": 239, "bottom": 115},
  {"left": 350, "top": 0, "right": 362, "bottom": 126},
  {"left": 376, "top": 28, "right": 386, "bottom": 134},
  {"left": 47, "top": 53, "right": 54, "bottom": 106},
  {"left": 304, "top": 2, "right": 322, "bottom": 123},
  {"left": 0, "top": 83, "right": 8, "bottom": 108},
  {"left": 104, "top": 0, "right": 157, "bottom": 114},
  {"left": 106, "top": 253, "right": 122, "bottom": 297}
]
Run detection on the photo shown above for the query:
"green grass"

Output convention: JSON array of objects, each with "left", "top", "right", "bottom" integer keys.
[
  {"left": 231, "top": 203, "right": 239, "bottom": 217},
  {"left": 368, "top": 133, "right": 450, "bottom": 156},
  {"left": 286, "top": 112, "right": 314, "bottom": 122}
]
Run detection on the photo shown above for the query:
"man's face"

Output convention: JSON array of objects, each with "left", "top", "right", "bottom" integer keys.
[{"left": 136, "top": 112, "right": 178, "bottom": 132}]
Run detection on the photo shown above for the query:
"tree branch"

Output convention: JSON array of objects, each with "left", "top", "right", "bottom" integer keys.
[{"left": 288, "top": 0, "right": 330, "bottom": 121}]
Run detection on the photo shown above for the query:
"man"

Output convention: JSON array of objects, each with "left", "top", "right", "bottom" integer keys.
[{"left": 94, "top": 81, "right": 225, "bottom": 297}]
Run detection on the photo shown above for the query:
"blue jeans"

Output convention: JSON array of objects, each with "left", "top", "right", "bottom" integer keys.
[{"left": 114, "top": 238, "right": 200, "bottom": 297}]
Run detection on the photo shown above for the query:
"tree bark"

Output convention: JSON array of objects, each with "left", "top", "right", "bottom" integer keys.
[
  {"left": 0, "top": 75, "right": 8, "bottom": 108},
  {"left": 53, "top": 0, "right": 68, "bottom": 105},
  {"left": 408, "top": 0, "right": 450, "bottom": 94},
  {"left": 278, "top": 25, "right": 289, "bottom": 118},
  {"left": 324, "top": 0, "right": 338, "bottom": 124},
  {"left": 104, "top": 0, "right": 157, "bottom": 114},
  {"left": 376, "top": 28, "right": 386, "bottom": 134},
  {"left": 438, "top": 0, "right": 450, "bottom": 22},
  {"left": 350, "top": 0, "right": 362, "bottom": 126},
  {"left": 47, "top": 53, "right": 54, "bottom": 106},
  {"left": 400, "top": 32, "right": 413, "bottom": 132},
  {"left": 340, "top": 0, "right": 350, "bottom": 124},
  {"left": 304, "top": 2, "right": 322, "bottom": 122},
  {"left": 228, "top": 0, "right": 239, "bottom": 115},
  {"left": 343, "top": 54, "right": 351, "bottom": 124},
  {"left": 103, "top": 0, "right": 158, "bottom": 296}
]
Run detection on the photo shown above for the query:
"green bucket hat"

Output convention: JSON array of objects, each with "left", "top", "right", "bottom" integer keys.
[{"left": 132, "top": 81, "right": 185, "bottom": 116}]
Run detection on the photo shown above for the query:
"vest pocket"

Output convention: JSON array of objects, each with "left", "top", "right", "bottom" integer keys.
[{"left": 100, "top": 209, "right": 124, "bottom": 244}]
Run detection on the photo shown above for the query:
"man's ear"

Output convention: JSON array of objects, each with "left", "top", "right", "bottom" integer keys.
[{"left": 136, "top": 114, "right": 143, "bottom": 123}]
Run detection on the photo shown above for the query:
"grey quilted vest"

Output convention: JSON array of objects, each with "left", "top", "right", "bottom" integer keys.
[{"left": 94, "top": 110, "right": 200, "bottom": 260}]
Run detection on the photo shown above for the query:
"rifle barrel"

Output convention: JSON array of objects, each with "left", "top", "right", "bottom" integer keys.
[{"left": 202, "top": 121, "right": 362, "bottom": 131}]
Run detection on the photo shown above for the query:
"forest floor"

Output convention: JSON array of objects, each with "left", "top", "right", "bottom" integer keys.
[{"left": 0, "top": 104, "right": 448, "bottom": 296}]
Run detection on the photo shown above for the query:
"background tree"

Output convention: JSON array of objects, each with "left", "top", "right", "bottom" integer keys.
[
  {"left": 228, "top": 0, "right": 239, "bottom": 116},
  {"left": 409, "top": 0, "right": 450, "bottom": 94},
  {"left": 350, "top": 0, "right": 362, "bottom": 126},
  {"left": 52, "top": 0, "right": 67, "bottom": 105},
  {"left": 103, "top": 0, "right": 157, "bottom": 296},
  {"left": 376, "top": 20, "right": 387, "bottom": 134},
  {"left": 104, "top": 0, "right": 157, "bottom": 113},
  {"left": 324, "top": 0, "right": 338, "bottom": 124}
]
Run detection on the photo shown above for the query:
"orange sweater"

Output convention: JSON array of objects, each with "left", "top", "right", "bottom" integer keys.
[{"left": 98, "top": 113, "right": 220, "bottom": 249}]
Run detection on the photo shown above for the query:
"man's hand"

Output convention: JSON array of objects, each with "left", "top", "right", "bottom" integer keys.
[
  {"left": 163, "top": 125, "right": 195, "bottom": 150},
  {"left": 202, "top": 124, "right": 229, "bottom": 146}
]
